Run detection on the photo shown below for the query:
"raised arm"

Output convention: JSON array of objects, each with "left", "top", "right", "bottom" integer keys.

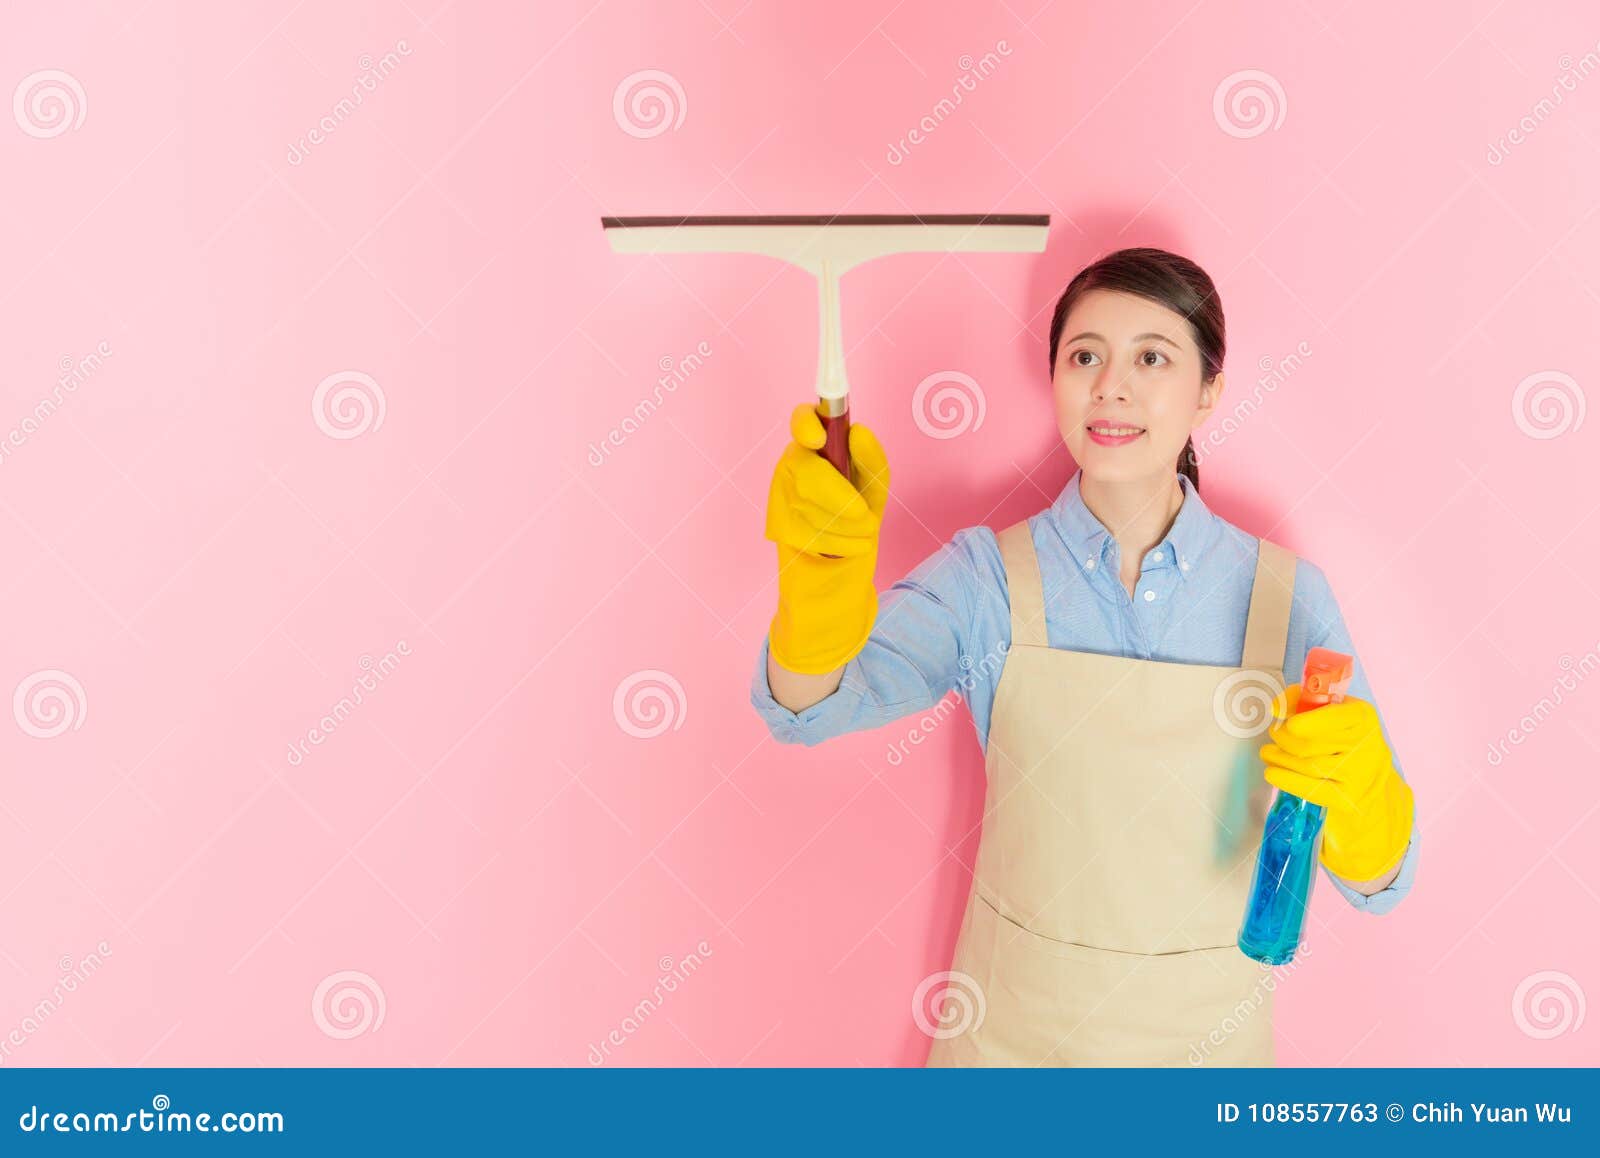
[{"left": 752, "top": 402, "right": 984, "bottom": 745}]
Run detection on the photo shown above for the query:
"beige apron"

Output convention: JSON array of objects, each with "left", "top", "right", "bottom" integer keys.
[{"left": 924, "top": 520, "right": 1297, "bottom": 1067}]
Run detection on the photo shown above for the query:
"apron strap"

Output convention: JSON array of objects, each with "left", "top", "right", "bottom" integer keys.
[
  {"left": 1000, "top": 521, "right": 1298, "bottom": 667},
  {"left": 997, "top": 520, "right": 1049, "bottom": 648},
  {"left": 1240, "top": 538, "right": 1297, "bottom": 673}
]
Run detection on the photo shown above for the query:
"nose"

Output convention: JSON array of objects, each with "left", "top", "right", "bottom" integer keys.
[{"left": 1090, "top": 364, "right": 1132, "bottom": 406}]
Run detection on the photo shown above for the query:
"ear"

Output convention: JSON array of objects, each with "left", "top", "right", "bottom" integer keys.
[{"left": 1194, "top": 370, "right": 1224, "bottom": 428}]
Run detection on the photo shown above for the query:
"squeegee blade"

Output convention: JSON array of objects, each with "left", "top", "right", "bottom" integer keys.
[{"left": 600, "top": 213, "right": 1049, "bottom": 269}]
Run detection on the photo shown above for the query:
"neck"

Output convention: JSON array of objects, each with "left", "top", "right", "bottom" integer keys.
[{"left": 1078, "top": 471, "right": 1185, "bottom": 574}]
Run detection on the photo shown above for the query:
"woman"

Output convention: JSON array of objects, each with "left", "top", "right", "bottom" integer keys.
[{"left": 751, "top": 247, "right": 1418, "bottom": 1066}]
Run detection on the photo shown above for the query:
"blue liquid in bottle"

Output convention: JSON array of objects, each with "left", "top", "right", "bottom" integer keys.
[{"left": 1236, "top": 792, "right": 1324, "bottom": 965}]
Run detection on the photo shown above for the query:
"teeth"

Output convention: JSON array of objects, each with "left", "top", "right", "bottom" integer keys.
[{"left": 1090, "top": 425, "right": 1143, "bottom": 436}]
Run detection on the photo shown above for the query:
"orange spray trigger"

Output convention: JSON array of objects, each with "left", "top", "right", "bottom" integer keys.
[{"left": 1298, "top": 647, "right": 1354, "bottom": 712}]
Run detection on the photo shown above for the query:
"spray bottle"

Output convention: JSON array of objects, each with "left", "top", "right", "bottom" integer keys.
[{"left": 1236, "top": 646, "right": 1354, "bottom": 966}]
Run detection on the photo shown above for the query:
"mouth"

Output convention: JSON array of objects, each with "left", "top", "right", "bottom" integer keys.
[{"left": 1085, "top": 421, "right": 1146, "bottom": 447}]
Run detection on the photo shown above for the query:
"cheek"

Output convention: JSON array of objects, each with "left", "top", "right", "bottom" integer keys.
[
  {"left": 1052, "top": 374, "right": 1085, "bottom": 414},
  {"left": 1053, "top": 392, "right": 1083, "bottom": 433}
]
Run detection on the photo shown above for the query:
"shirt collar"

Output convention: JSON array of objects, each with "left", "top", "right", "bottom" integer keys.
[{"left": 1046, "top": 469, "right": 1217, "bottom": 580}]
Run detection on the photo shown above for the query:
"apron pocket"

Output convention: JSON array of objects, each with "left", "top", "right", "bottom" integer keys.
[{"left": 952, "top": 891, "right": 1276, "bottom": 1066}]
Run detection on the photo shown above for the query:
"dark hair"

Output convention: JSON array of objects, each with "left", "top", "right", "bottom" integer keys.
[{"left": 1046, "top": 247, "right": 1225, "bottom": 494}]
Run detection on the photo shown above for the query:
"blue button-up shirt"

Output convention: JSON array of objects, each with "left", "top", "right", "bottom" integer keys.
[{"left": 751, "top": 469, "right": 1419, "bottom": 915}]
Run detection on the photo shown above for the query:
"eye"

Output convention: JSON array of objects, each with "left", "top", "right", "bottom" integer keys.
[
  {"left": 1140, "top": 348, "right": 1169, "bottom": 367},
  {"left": 1070, "top": 349, "right": 1099, "bottom": 367}
]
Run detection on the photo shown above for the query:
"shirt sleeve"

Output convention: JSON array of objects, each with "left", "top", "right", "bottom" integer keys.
[
  {"left": 1286, "top": 558, "right": 1420, "bottom": 916},
  {"left": 749, "top": 527, "right": 990, "bottom": 747},
  {"left": 1325, "top": 822, "right": 1419, "bottom": 915}
]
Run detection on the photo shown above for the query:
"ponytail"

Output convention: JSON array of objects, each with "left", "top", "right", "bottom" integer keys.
[{"left": 1178, "top": 435, "right": 1201, "bottom": 494}]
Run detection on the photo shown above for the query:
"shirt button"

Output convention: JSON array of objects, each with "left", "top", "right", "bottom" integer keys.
[
  {"left": 1180, "top": 559, "right": 1190, "bottom": 571},
  {"left": 1085, "top": 558, "right": 1096, "bottom": 570},
  {"left": 1150, "top": 550, "right": 1162, "bottom": 563},
  {"left": 1143, "top": 589, "right": 1156, "bottom": 602}
]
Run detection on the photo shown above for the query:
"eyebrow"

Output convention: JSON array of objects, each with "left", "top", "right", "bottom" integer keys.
[{"left": 1066, "top": 331, "right": 1182, "bottom": 347}]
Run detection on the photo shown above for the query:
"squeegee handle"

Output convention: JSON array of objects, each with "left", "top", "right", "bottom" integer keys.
[
  {"left": 814, "top": 397, "right": 851, "bottom": 559},
  {"left": 817, "top": 404, "right": 851, "bottom": 480}
]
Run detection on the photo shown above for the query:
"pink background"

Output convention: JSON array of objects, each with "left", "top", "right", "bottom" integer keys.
[{"left": 1, "top": 0, "right": 1596, "bottom": 1067}]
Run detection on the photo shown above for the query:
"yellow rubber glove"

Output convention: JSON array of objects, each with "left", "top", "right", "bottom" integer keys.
[
  {"left": 765, "top": 403, "right": 890, "bottom": 675},
  {"left": 1259, "top": 683, "right": 1415, "bottom": 882}
]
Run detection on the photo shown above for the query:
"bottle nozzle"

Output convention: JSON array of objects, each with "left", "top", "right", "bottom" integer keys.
[{"left": 1297, "top": 647, "right": 1354, "bottom": 712}]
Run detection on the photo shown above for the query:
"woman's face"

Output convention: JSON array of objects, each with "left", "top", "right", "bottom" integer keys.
[{"left": 1052, "top": 289, "right": 1222, "bottom": 484}]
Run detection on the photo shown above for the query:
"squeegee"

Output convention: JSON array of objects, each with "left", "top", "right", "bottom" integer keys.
[{"left": 600, "top": 213, "right": 1050, "bottom": 479}]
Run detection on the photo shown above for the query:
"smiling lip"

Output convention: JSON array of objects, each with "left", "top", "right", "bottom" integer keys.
[{"left": 1086, "top": 421, "right": 1146, "bottom": 447}]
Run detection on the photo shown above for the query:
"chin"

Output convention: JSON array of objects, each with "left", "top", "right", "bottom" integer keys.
[
  {"left": 1070, "top": 440, "right": 1146, "bottom": 469},
  {"left": 1074, "top": 451, "right": 1176, "bottom": 487},
  {"left": 1084, "top": 462, "right": 1157, "bottom": 483}
]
